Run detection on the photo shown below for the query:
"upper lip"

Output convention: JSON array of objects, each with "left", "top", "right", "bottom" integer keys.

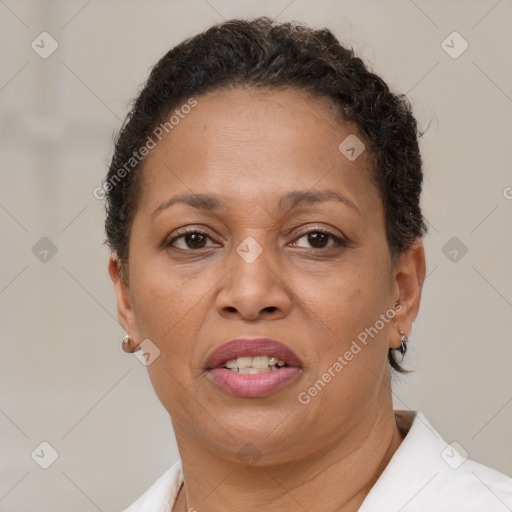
[{"left": 204, "top": 338, "right": 303, "bottom": 370}]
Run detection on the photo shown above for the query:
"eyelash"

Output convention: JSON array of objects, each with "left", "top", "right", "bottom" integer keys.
[
  {"left": 165, "top": 226, "right": 347, "bottom": 251},
  {"left": 290, "top": 227, "right": 347, "bottom": 249}
]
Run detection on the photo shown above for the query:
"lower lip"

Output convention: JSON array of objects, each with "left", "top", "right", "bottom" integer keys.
[{"left": 207, "top": 367, "right": 301, "bottom": 398}]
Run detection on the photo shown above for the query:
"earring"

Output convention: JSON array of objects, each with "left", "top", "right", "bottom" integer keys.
[
  {"left": 397, "top": 330, "right": 408, "bottom": 356},
  {"left": 122, "top": 335, "right": 137, "bottom": 353}
]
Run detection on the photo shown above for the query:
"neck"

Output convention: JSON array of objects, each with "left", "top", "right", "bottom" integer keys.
[{"left": 172, "top": 404, "right": 405, "bottom": 512}]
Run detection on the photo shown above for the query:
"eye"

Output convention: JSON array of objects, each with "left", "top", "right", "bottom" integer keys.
[
  {"left": 166, "top": 229, "right": 218, "bottom": 250},
  {"left": 165, "top": 227, "right": 346, "bottom": 251},
  {"left": 290, "top": 228, "right": 346, "bottom": 250}
]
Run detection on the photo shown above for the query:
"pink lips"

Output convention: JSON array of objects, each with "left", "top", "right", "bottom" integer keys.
[{"left": 205, "top": 338, "right": 302, "bottom": 398}]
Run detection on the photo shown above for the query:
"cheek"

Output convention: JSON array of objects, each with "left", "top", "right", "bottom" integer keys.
[
  {"left": 304, "top": 258, "right": 391, "bottom": 343},
  {"left": 129, "top": 258, "right": 210, "bottom": 363},
  {"left": 129, "top": 265, "right": 210, "bottom": 415}
]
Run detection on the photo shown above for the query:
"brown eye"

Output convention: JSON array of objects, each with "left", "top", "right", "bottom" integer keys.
[
  {"left": 292, "top": 229, "right": 346, "bottom": 250},
  {"left": 306, "top": 232, "right": 329, "bottom": 248},
  {"left": 183, "top": 233, "right": 207, "bottom": 249},
  {"left": 167, "top": 230, "right": 216, "bottom": 250}
]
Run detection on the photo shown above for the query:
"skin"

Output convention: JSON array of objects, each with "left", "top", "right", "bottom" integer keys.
[{"left": 109, "top": 87, "right": 426, "bottom": 512}]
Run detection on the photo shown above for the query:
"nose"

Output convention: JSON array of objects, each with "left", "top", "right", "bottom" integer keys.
[{"left": 215, "top": 244, "right": 292, "bottom": 321}]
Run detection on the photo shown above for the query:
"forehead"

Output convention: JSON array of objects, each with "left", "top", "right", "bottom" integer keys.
[{"left": 139, "top": 87, "right": 381, "bottom": 219}]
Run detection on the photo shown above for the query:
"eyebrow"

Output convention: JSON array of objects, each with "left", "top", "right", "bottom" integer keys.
[{"left": 151, "top": 188, "right": 360, "bottom": 218}]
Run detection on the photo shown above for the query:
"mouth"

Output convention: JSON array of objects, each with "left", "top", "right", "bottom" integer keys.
[
  {"left": 222, "top": 355, "right": 288, "bottom": 374},
  {"left": 204, "top": 338, "right": 303, "bottom": 398}
]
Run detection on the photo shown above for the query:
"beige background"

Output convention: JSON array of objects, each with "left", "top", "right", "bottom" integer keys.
[{"left": 1, "top": 0, "right": 511, "bottom": 510}]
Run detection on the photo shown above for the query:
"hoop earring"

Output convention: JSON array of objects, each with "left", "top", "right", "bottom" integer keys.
[
  {"left": 122, "top": 335, "right": 137, "bottom": 353},
  {"left": 397, "top": 330, "right": 408, "bottom": 356}
]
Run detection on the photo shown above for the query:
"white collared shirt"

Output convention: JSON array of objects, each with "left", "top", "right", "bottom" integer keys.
[{"left": 122, "top": 410, "right": 512, "bottom": 511}]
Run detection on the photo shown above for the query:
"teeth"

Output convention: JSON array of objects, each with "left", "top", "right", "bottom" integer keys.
[
  {"left": 252, "top": 356, "right": 271, "bottom": 369},
  {"left": 235, "top": 356, "right": 252, "bottom": 368},
  {"left": 238, "top": 368, "right": 260, "bottom": 375},
  {"left": 222, "top": 355, "right": 287, "bottom": 373}
]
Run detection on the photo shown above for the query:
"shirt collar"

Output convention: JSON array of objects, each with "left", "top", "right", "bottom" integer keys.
[{"left": 358, "top": 409, "right": 452, "bottom": 511}]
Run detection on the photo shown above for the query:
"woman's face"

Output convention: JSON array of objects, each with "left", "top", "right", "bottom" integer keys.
[{"left": 111, "top": 87, "right": 424, "bottom": 462}]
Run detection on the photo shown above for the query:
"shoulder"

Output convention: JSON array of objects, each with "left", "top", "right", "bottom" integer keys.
[
  {"left": 121, "top": 459, "right": 183, "bottom": 512},
  {"left": 359, "top": 410, "right": 512, "bottom": 511},
  {"left": 434, "top": 456, "right": 512, "bottom": 509}
]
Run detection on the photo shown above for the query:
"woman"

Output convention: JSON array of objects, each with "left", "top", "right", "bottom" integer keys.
[{"left": 104, "top": 17, "right": 512, "bottom": 512}]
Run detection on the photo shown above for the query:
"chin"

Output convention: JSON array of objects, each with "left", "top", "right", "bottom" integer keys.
[{"left": 190, "top": 398, "right": 312, "bottom": 457}]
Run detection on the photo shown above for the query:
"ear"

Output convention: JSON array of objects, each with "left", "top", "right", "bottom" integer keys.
[
  {"left": 389, "top": 238, "right": 426, "bottom": 349},
  {"left": 108, "top": 254, "right": 141, "bottom": 346}
]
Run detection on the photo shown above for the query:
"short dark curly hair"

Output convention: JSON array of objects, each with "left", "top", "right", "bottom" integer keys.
[{"left": 104, "top": 16, "right": 427, "bottom": 373}]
